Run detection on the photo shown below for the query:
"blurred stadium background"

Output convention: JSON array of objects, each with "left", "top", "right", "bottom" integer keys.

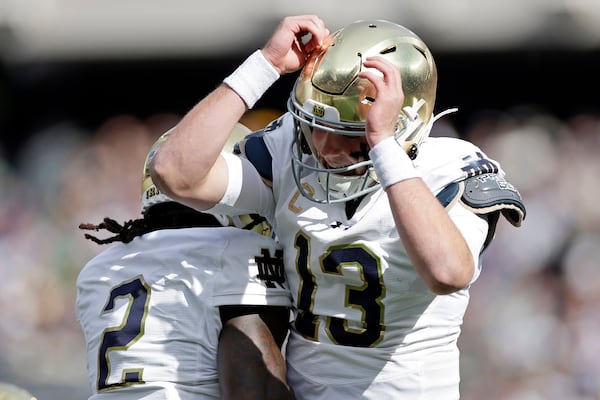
[{"left": 1, "top": 1, "right": 600, "bottom": 399}]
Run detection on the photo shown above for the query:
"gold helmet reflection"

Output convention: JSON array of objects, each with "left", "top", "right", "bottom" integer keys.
[
  {"left": 290, "top": 19, "right": 437, "bottom": 151},
  {"left": 140, "top": 122, "right": 273, "bottom": 236},
  {"left": 141, "top": 122, "right": 251, "bottom": 214},
  {"left": 288, "top": 20, "right": 440, "bottom": 203}
]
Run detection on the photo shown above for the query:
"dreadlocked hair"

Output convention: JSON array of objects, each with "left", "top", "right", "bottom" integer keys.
[
  {"left": 79, "top": 202, "right": 224, "bottom": 245},
  {"left": 79, "top": 217, "right": 148, "bottom": 245}
]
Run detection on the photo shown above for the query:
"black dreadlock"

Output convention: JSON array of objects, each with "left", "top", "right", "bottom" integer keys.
[
  {"left": 79, "top": 202, "right": 224, "bottom": 245},
  {"left": 79, "top": 217, "right": 147, "bottom": 245}
]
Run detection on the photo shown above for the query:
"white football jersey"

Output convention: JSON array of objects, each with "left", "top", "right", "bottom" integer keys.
[
  {"left": 215, "top": 113, "right": 496, "bottom": 399},
  {"left": 75, "top": 226, "right": 291, "bottom": 400}
]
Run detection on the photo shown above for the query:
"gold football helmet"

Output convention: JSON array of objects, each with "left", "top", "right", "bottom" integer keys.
[
  {"left": 141, "top": 122, "right": 251, "bottom": 214},
  {"left": 141, "top": 123, "right": 273, "bottom": 236},
  {"left": 288, "top": 19, "right": 447, "bottom": 203},
  {"left": 141, "top": 128, "right": 176, "bottom": 214}
]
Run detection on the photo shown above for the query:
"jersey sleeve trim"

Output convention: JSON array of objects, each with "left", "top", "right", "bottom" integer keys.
[{"left": 221, "top": 152, "right": 244, "bottom": 207}]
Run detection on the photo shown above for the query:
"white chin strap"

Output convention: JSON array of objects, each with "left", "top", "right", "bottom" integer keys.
[{"left": 397, "top": 99, "right": 458, "bottom": 150}]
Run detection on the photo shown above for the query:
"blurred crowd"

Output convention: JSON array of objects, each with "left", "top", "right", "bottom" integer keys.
[
  {"left": 0, "top": 105, "right": 598, "bottom": 399},
  {"left": 459, "top": 106, "right": 600, "bottom": 400}
]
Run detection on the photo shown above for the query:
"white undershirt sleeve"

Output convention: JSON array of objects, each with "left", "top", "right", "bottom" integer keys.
[
  {"left": 206, "top": 152, "right": 275, "bottom": 221},
  {"left": 219, "top": 152, "right": 243, "bottom": 207}
]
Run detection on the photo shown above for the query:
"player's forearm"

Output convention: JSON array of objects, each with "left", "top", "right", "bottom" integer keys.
[
  {"left": 218, "top": 314, "right": 294, "bottom": 400},
  {"left": 386, "top": 179, "right": 475, "bottom": 294},
  {"left": 151, "top": 84, "right": 246, "bottom": 209}
]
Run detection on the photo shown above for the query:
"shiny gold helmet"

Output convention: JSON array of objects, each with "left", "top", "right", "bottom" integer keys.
[
  {"left": 141, "top": 128, "right": 176, "bottom": 214},
  {"left": 141, "top": 123, "right": 251, "bottom": 214},
  {"left": 288, "top": 19, "right": 442, "bottom": 203},
  {"left": 140, "top": 123, "right": 272, "bottom": 235}
]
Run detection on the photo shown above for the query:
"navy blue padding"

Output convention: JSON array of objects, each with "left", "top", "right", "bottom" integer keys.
[
  {"left": 436, "top": 182, "right": 461, "bottom": 207},
  {"left": 244, "top": 135, "right": 273, "bottom": 182}
]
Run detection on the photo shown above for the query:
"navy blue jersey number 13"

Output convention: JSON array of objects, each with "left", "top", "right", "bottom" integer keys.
[{"left": 294, "top": 232, "right": 385, "bottom": 348}]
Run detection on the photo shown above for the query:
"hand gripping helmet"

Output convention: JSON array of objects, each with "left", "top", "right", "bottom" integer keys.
[
  {"left": 140, "top": 123, "right": 272, "bottom": 235},
  {"left": 288, "top": 19, "right": 453, "bottom": 203}
]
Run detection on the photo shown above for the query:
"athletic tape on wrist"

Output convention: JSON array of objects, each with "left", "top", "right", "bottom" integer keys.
[
  {"left": 223, "top": 50, "right": 280, "bottom": 109},
  {"left": 369, "top": 136, "right": 421, "bottom": 189}
]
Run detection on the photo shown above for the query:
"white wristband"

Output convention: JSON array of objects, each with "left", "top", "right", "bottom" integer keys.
[
  {"left": 368, "top": 136, "right": 421, "bottom": 189},
  {"left": 223, "top": 50, "right": 280, "bottom": 109}
]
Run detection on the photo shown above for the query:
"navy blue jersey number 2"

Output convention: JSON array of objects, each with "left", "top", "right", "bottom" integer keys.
[{"left": 97, "top": 275, "right": 151, "bottom": 391}]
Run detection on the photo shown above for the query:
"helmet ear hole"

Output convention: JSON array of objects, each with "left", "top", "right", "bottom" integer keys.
[{"left": 380, "top": 45, "right": 396, "bottom": 55}]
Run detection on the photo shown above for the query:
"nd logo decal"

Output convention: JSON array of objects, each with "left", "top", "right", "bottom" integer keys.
[{"left": 312, "top": 104, "right": 325, "bottom": 118}]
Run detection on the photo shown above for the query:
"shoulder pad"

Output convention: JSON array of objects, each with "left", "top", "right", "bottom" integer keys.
[
  {"left": 238, "top": 134, "right": 273, "bottom": 184},
  {"left": 460, "top": 173, "right": 526, "bottom": 227}
]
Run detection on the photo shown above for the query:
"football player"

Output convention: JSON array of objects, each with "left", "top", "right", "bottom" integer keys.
[
  {"left": 150, "top": 15, "right": 525, "bottom": 399},
  {"left": 76, "top": 124, "right": 294, "bottom": 400}
]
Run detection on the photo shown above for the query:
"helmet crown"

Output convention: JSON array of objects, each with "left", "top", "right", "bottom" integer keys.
[
  {"left": 288, "top": 20, "right": 439, "bottom": 204},
  {"left": 293, "top": 19, "right": 437, "bottom": 134}
]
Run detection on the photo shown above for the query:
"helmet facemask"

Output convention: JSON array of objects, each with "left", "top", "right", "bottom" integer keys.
[
  {"left": 289, "top": 109, "right": 380, "bottom": 204},
  {"left": 288, "top": 19, "right": 440, "bottom": 204}
]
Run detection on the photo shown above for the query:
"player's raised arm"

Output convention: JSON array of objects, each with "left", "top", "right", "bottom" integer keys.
[
  {"left": 150, "top": 15, "right": 328, "bottom": 211},
  {"left": 359, "top": 56, "right": 476, "bottom": 294}
]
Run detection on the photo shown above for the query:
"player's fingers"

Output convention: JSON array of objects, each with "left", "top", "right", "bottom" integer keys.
[
  {"left": 360, "top": 56, "right": 401, "bottom": 89},
  {"left": 285, "top": 15, "right": 328, "bottom": 51}
]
